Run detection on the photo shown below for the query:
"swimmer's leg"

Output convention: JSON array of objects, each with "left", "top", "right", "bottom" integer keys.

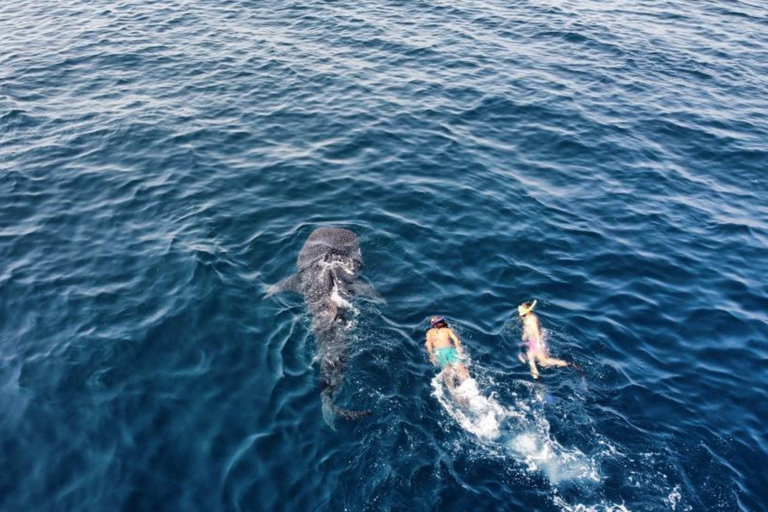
[
  {"left": 441, "top": 370, "right": 456, "bottom": 391},
  {"left": 539, "top": 356, "right": 569, "bottom": 368},
  {"left": 528, "top": 352, "right": 540, "bottom": 380},
  {"left": 454, "top": 363, "right": 470, "bottom": 383}
]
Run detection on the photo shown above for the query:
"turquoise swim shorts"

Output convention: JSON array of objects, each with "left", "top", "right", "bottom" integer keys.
[{"left": 434, "top": 347, "right": 460, "bottom": 368}]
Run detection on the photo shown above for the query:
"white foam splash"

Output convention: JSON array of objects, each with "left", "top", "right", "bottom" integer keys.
[
  {"left": 430, "top": 367, "right": 642, "bottom": 512},
  {"left": 320, "top": 258, "right": 357, "bottom": 315},
  {"left": 432, "top": 371, "right": 597, "bottom": 483},
  {"left": 664, "top": 484, "right": 689, "bottom": 511},
  {"left": 552, "top": 496, "right": 631, "bottom": 512},
  {"left": 432, "top": 375, "right": 512, "bottom": 440},
  {"left": 331, "top": 281, "right": 353, "bottom": 310},
  {"left": 508, "top": 432, "right": 598, "bottom": 484}
]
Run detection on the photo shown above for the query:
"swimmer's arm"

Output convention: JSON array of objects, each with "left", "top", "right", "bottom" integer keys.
[
  {"left": 425, "top": 339, "right": 436, "bottom": 365},
  {"left": 532, "top": 316, "right": 542, "bottom": 340},
  {"left": 448, "top": 329, "right": 464, "bottom": 356}
]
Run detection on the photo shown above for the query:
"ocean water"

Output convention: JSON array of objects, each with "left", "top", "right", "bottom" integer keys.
[{"left": 1, "top": 0, "right": 767, "bottom": 510}]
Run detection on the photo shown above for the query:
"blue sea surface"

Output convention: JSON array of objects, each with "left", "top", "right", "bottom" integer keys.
[{"left": 1, "top": 0, "right": 767, "bottom": 510}]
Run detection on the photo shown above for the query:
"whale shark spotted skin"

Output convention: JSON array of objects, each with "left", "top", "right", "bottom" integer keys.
[{"left": 268, "top": 227, "right": 377, "bottom": 424}]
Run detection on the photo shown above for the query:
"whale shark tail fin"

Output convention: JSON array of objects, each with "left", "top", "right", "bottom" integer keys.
[
  {"left": 321, "top": 391, "right": 371, "bottom": 427},
  {"left": 321, "top": 394, "right": 337, "bottom": 430}
]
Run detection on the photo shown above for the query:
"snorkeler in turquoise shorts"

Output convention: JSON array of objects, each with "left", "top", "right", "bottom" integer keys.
[{"left": 425, "top": 316, "right": 470, "bottom": 388}]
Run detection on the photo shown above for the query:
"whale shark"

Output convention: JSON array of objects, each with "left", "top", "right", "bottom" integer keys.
[{"left": 268, "top": 227, "right": 377, "bottom": 424}]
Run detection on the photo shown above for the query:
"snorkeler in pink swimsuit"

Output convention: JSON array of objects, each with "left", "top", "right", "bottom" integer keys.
[{"left": 517, "top": 300, "right": 570, "bottom": 379}]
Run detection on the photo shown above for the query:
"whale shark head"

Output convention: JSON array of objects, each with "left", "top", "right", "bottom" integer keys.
[
  {"left": 297, "top": 228, "right": 362, "bottom": 272},
  {"left": 298, "top": 228, "right": 363, "bottom": 320}
]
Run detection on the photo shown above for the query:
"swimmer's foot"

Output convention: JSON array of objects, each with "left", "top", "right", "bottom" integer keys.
[{"left": 518, "top": 353, "right": 527, "bottom": 364}]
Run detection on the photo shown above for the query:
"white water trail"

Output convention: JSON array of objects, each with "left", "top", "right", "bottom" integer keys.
[
  {"left": 432, "top": 374, "right": 513, "bottom": 440},
  {"left": 431, "top": 369, "right": 629, "bottom": 511},
  {"left": 432, "top": 370, "right": 597, "bottom": 483}
]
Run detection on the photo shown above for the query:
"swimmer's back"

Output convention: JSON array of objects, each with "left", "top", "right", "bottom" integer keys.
[{"left": 427, "top": 327, "right": 454, "bottom": 348}]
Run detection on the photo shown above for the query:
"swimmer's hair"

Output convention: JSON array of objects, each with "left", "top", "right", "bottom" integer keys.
[{"left": 429, "top": 316, "right": 448, "bottom": 328}]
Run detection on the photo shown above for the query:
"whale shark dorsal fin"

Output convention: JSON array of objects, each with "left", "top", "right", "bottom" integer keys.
[
  {"left": 265, "top": 273, "right": 300, "bottom": 297},
  {"left": 351, "top": 278, "right": 385, "bottom": 303}
]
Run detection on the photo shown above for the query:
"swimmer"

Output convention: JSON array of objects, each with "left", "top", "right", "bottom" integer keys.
[
  {"left": 517, "top": 300, "right": 570, "bottom": 380},
  {"left": 425, "top": 316, "right": 470, "bottom": 390}
]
